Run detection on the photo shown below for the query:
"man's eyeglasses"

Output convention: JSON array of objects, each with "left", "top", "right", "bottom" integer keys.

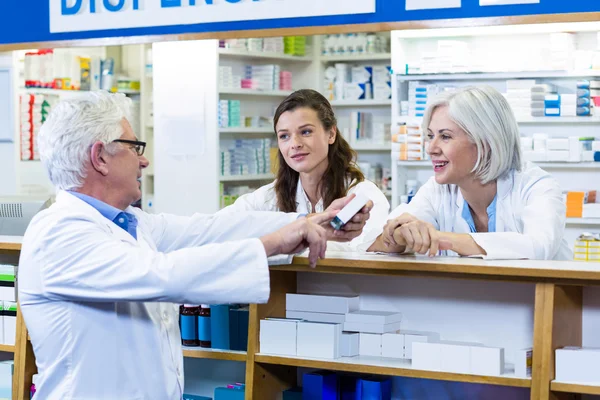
[{"left": 112, "top": 139, "right": 146, "bottom": 156}]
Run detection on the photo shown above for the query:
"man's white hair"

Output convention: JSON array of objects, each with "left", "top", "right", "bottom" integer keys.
[
  {"left": 38, "top": 91, "right": 133, "bottom": 191},
  {"left": 422, "top": 85, "right": 522, "bottom": 184}
]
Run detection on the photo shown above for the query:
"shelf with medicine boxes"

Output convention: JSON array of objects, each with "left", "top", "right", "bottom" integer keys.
[
  {"left": 551, "top": 381, "right": 600, "bottom": 395},
  {"left": 243, "top": 255, "right": 600, "bottom": 399},
  {"left": 219, "top": 127, "right": 273, "bottom": 134},
  {"left": 330, "top": 99, "right": 392, "bottom": 107},
  {"left": 254, "top": 354, "right": 530, "bottom": 388},
  {"left": 216, "top": 36, "right": 315, "bottom": 211},
  {"left": 14, "top": 45, "right": 153, "bottom": 209},
  {"left": 320, "top": 53, "right": 392, "bottom": 63},
  {"left": 219, "top": 173, "right": 275, "bottom": 182},
  {"left": 395, "top": 71, "right": 600, "bottom": 81},
  {"left": 316, "top": 32, "right": 394, "bottom": 183},
  {"left": 8, "top": 235, "right": 600, "bottom": 400},
  {"left": 218, "top": 88, "right": 294, "bottom": 97},
  {"left": 217, "top": 48, "right": 312, "bottom": 62},
  {"left": 395, "top": 161, "right": 600, "bottom": 169},
  {"left": 351, "top": 143, "right": 391, "bottom": 151},
  {"left": 182, "top": 347, "right": 247, "bottom": 362},
  {"left": 566, "top": 218, "right": 600, "bottom": 226}
]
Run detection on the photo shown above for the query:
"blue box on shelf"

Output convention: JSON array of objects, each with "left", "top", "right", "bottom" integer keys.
[
  {"left": 214, "top": 386, "right": 245, "bottom": 400},
  {"left": 356, "top": 377, "right": 392, "bottom": 400},
  {"left": 303, "top": 371, "right": 338, "bottom": 400},
  {"left": 183, "top": 395, "right": 212, "bottom": 400}
]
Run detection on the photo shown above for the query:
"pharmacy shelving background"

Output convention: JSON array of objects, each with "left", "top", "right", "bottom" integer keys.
[
  {"left": 216, "top": 33, "right": 394, "bottom": 208},
  {"left": 388, "top": 23, "right": 600, "bottom": 249},
  {"left": 12, "top": 45, "right": 155, "bottom": 210}
]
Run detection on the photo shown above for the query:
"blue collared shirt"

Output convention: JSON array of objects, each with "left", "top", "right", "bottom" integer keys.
[
  {"left": 462, "top": 195, "right": 497, "bottom": 233},
  {"left": 68, "top": 191, "right": 138, "bottom": 239}
]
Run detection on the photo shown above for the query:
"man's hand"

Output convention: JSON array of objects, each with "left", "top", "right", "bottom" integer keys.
[
  {"left": 309, "top": 194, "right": 374, "bottom": 243},
  {"left": 260, "top": 211, "right": 335, "bottom": 267}
]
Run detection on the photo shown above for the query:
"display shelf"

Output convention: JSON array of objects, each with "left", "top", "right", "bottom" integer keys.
[
  {"left": 220, "top": 173, "right": 274, "bottom": 182},
  {"left": 21, "top": 87, "right": 140, "bottom": 95},
  {"left": 551, "top": 381, "right": 600, "bottom": 395},
  {"left": 218, "top": 48, "right": 312, "bottom": 62},
  {"left": 352, "top": 142, "right": 390, "bottom": 151},
  {"left": 566, "top": 218, "right": 600, "bottom": 226},
  {"left": 320, "top": 53, "right": 391, "bottom": 62},
  {"left": 396, "top": 70, "right": 600, "bottom": 81},
  {"left": 517, "top": 116, "right": 600, "bottom": 124},
  {"left": 0, "top": 236, "right": 22, "bottom": 252},
  {"left": 219, "top": 127, "right": 273, "bottom": 134},
  {"left": 219, "top": 88, "right": 292, "bottom": 97},
  {"left": 255, "top": 354, "right": 529, "bottom": 388},
  {"left": 397, "top": 115, "right": 600, "bottom": 125},
  {"left": 330, "top": 99, "right": 392, "bottom": 107},
  {"left": 0, "top": 344, "right": 14, "bottom": 353},
  {"left": 396, "top": 161, "right": 600, "bottom": 170},
  {"left": 182, "top": 347, "right": 247, "bottom": 362}
]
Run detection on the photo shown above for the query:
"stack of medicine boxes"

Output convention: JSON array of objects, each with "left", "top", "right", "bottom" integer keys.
[
  {"left": 260, "top": 294, "right": 511, "bottom": 378},
  {"left": 574, "top": 234, "right": 600, "bottom": 263},
  {"left": 0, "top": 265, "right": 17, "bottom": 346}
]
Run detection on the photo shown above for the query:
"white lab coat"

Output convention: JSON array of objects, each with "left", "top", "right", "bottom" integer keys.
[
  {"left": 218, "top": 178, "right": 390, "bottom": 252},
  {"left": 388, "top": 162, "right": 571, "bottom": 260},
  {"left": 18, "top": 190, "right": 298, "bottom": 400}
]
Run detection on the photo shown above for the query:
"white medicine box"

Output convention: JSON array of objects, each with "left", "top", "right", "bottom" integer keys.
[
  {"left": 470, "top": 346, "right": 504, "bottom": 376},
  {"left": 286, "top": 293, "right": 359, "bottom": 314},
  {"left": 341, "top": 332, "right": 359, "bottom": 357},
  {"left": 556, "top": 347, "right": 600, "bottom": 383},
  {"left": 296, "top": 322, "right": 342, "bottom": 359},
  {"left": 382, "top": 333, "right": 404, "bottom": 359},
  {"left": 259, "top": 318, "right": 299, "bottom": 356},
  {"left": 2, "top": 302, "right": 16, "bottom": 346},
  {"left": 359, "top": 333, "right": 382, "bottom": 357},
  {"left": 403, "top": 330, "right": 440, "bottom": 359}
]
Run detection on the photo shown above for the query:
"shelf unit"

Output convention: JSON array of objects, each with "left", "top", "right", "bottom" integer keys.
[
  {"left": 320, "top": 53, "right": 392, "bottom": 62},
  {"left": 219, "top": 127, "right": 273, "bottom": 134},
  {"left": 218, "top": 49, "right": 312, "bottom": 62},
  {"left": 218, "top": 88, "right": 292, "bottom": 97},
  {"left": 8, "top": 236, "right": 600, "bottom": 400},
  {"left": 316, "top": 38, "right": 393, "bottom": 193},
  {"left": 351, "top": 143, "right": 390, "bottom": 151},
  {"left": 220, "top": 174, "right": 275, "bottom": 182},
  {"left": 254, "top": 354, "right": 530, "bottom": 388},
  {"left": 0, "top": 345, "right": 14, "bottom": 353},
  {"left": 330, "top": 99, "right": 392, "bottom": 107},
  {"left": 182, "top": 347, "right": 247, "bottom": 362},
  {"left": 551, "top": 381, "right": 600, "bottom": 395},
  {"left": 389, "top": 28, "right": 600, "bottom": 255},
  {"left": 566, "top": 218, "right": 600, "bottom": 226},
  {"left": 395, "top": 70, "right": 600, "bottom": 81}
]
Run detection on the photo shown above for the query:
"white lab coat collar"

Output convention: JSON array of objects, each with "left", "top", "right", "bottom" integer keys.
[
  {"left": 55, "top": 190, "right": 139, "bottom": 246},
  {"left": 295, "top": 178, "right": 324, "bottom": 214},
  {"left": 452, "top": 170, "right": 514, "bottom": 233}
]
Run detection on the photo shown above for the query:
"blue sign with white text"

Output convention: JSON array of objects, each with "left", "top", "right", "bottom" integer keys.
[{"left": 1, "top": 0, "right": 599, "bottom": 46}]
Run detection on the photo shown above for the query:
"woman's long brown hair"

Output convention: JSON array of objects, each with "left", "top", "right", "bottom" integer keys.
[{"left": 273, "top": 89, "right": 365, "bottom": 212}]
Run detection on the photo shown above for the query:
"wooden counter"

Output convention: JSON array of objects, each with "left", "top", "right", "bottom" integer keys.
[{"left": 6, "top": 241, "right": 600, "bottom": 400}]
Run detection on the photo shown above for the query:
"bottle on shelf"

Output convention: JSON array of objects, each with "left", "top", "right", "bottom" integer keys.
[
  {"left": 180, "top": 305, "right": 200, "bottom": 347},
  {"left": 198, "top": 305, "right": 212, "bottom": 348}
]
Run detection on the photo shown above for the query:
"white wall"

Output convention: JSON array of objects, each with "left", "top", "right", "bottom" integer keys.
[
  {"left": 153, "top": 40, "right": 220, "bottom": 215},
  {"left": 0, "top": 53, "right": 17, "bottom": 196}
]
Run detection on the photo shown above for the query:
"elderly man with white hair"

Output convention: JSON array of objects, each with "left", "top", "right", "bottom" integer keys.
[
  {"left": 17, "top": 91, "right": 372, "bottom": 400},
  {"left": 369, "top": 85, "right": 571, "bottom": 260}
]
